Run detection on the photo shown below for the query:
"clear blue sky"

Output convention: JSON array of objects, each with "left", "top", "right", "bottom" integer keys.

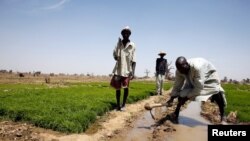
[{"left": 0, "top": 0, "right": 249, "bottom": 80}]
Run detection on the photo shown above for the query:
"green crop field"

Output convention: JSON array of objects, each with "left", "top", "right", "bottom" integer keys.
[
  {"left": 0, "top": 81, "right": 172, "bottom": 133},
  {"left": 0, "top": 81, "right": 249, "bottom": 133},
  {"left": 223, "top": 84, "right": 250, "bottom": 122}
]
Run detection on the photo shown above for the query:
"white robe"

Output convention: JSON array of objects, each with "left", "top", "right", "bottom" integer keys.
[
  {"left": 112, "top": 40, "right": 136, "bottom": 77},
  {"left": 171, "top": 58, "right": 227, "bottom": 105}
]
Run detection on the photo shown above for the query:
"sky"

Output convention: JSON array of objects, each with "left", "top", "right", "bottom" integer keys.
[{"left": 0, "top": 0, "right": 249, "bottom": 80}]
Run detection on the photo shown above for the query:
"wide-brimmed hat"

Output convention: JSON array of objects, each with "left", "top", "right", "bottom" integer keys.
[
  {"left": 158, "top": 51, "right": 166, "bottom": 56},
  {"left": 121, "top": 26, "right": 131, "bottom": 35}
]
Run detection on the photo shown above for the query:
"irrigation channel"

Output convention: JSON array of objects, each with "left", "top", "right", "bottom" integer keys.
[{"left": 109, "top": 101, "right": 211, "bottom": 141}]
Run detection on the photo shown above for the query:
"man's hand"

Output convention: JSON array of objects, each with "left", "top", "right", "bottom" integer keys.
[
  {"left": 130, "top": 62, "right": 136, "bottom": 80},
  {"left": 118, "top": 37, "right": 122, "bottom": 46},
  {"left": 129, "top": 72, "right": 134, "bottom": 80},
  {"left": 166, "top": 97, "right": 175, "bottom": 107}
]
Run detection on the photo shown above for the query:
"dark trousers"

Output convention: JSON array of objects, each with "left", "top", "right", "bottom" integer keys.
[{"left": 210, "top": 92, "right": 226, "bottom": 121}]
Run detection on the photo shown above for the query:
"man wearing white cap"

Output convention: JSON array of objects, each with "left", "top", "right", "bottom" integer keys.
[
  {"left": 111, "top": 26, "right": 136, "bottom": 111},
  {"left": 155, "top": 51, "right": 168, "bottom": 95}
]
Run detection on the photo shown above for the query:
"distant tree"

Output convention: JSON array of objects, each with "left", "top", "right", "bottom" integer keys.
[
  {"left": 246, "top": 78, "right": 250, "bottom": 83},
  {"left": 145, "top": 69, "right": 150, "bottom": 78},
  {"left": 33, "top": 71, "right": 41, "bottom": 77},
  {"left": 233, "top": 80, "right": 239, "bottom": 84},
  {"left": 86, "top": 73, "right": 95, "bottom": 77},
  {"left": 19, "top": 73, "right": 25, "bottom": 77},
  {"left": 223, "top": 76, "right": 228, "bottom": 83},
  {"left": 165, "top": 61, "right": 174, "bottom": 80},
  {"left": 59, "top": 73, "right": 65, "bottom": 76},
  {"left": 0, "top": 70, "right": 7, "bottom": 73}
]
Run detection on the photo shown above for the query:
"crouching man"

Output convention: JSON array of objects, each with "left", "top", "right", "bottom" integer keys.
[{"left": 166, "top": 56, "right": 227, "bottom": 123}]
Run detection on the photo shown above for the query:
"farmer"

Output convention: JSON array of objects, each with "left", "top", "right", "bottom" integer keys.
[
  {"left": 155, "top": 51, "right": 168, "bottom": 95},
  {"left": 166, "top": 56, "right": 227, "bottom": 123},
  {"left": 111, "top": 26, "right": 136, "bottom": 111}
]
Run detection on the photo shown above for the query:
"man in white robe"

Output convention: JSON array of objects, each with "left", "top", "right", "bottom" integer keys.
[
  {"left": 167, "top": 56, "right": 227, "bottom": 123},
  {"left": 111, "top": 26, "right": 136, "bottom": 111}
]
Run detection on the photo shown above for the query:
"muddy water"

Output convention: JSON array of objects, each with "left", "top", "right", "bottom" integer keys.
[
  {"left": 112, "top": 101, "right": 211, "bottom": 141},
  {"left": 120, "top": 111, "right": 155, "bottom": 141},
  {"left": 109, "top": 106, "right": 164, "bottom": 141},
  {"left": 179, "top": 101, "right": 210, "bottom": 126},
  {"left": 167, "top": 101, "right": 210, "bottom": 141}
]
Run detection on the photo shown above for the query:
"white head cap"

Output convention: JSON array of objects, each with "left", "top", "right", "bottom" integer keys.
[{"left": 121, "top": 26, "right": 131, "bottom": 35}]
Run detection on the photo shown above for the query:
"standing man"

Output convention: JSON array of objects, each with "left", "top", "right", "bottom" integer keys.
[
  {"left": 155, "top": 51, "right": 168, "bottom": 95},
  {"left": 166, "top": 56, "right": 227, "bottom": 123},
  {"left": 111, "top": 26, "right": 136, "bottom": 111}
]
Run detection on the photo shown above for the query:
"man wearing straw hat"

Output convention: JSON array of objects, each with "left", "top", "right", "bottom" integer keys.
[{"left": 155, "top": 51, "right": 168, "bottom": 95}]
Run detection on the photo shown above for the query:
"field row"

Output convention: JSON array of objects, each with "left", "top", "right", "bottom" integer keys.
[
  {"left": 0, "top": 82, "right": 249, "bottom": 133},
  {"left": 0, "top": 82, "right": 171, "bottom": 133}
]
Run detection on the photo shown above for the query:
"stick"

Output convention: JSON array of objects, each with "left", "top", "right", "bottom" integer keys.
[
  {"left": 145, "top": 102, "right": 172, "bottom": 120},
  {"left": 144, "top": 102, "right": 169, "bottom": 110}
]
